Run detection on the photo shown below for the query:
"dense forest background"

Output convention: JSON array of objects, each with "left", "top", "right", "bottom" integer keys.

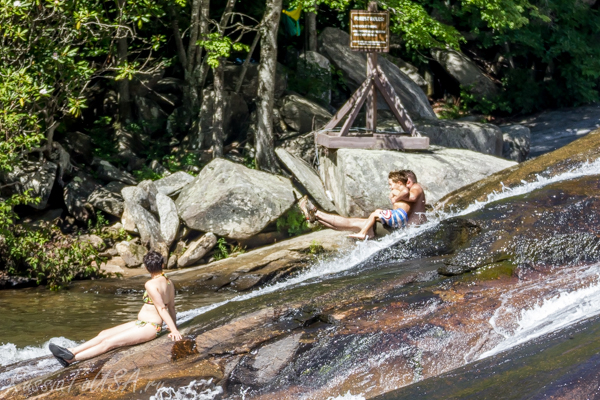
[{"left": 1, "top": 0, "right": 599, "bottom": 288}]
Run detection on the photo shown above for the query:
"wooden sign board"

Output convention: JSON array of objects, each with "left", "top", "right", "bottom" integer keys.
[{"left": 350, "top": 10, "right": 390, "bottom": 52}]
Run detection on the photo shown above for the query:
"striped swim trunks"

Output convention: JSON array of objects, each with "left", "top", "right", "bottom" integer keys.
[{"left": 379, "top": 209, "right": 408, "bottom": 229}]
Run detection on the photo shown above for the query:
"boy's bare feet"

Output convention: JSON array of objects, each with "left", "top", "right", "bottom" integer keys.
[{"left": 298, "top": 195, "right": 317, "bottom": 223}]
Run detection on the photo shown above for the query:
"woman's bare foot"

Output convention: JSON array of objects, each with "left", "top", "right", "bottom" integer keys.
[{"left": 348, "top": 233, "right": 369, "bottom": 240}]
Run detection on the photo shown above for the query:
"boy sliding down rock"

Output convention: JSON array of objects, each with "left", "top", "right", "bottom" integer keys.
[{"left": 299, "top": 170, "right": 427, "bottom": 240}]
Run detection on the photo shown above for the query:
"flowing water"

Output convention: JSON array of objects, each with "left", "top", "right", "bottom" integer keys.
[{"left": 2, "top": 159, "right": 600, "bottom": 398}]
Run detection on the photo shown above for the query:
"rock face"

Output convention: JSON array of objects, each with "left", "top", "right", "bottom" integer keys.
[
  {"left": 277, "top": 132, "right": 317, "bottom": 164},
  {"left": 63, "top": 131, "right": 94, "bottom": 161},
  {"left": 298, "top": 51, "right": 331, "bottom": 104},
  {"left": 92, "top": 159, "right": 137, "bottom": 185},
  {"left": 63, "top": 172, "right": 100, "bottom": 221},
  {"left": 436, "top": 128, "right": 600, "bottom": 212},
  {"left": 413, "top": 118, "right": 504, "bottom": 156},
  {"left": 155, "top": 192, "right": 179, "bottom": 247},
  {"left": 154, "top": 171, "right": 195, "bottom": 196},
  {"left": 383, "top": 54, "right": 429, "bottom": 93},
  {"left": 115, "top": 241, "right": 148, "bottom": 267},
  {"left": 506, "top": 104, "right": 600, "bottom": 158},
  {"left": 431, "top": 48, "right": 499, "bottom": 100},
  {"left": 134, "top": 96, "right": 168, "bottom": 134},
  {"left": 1, "top": 161, "right": 57, "bottom": 210},
  {"left": 87, "top": 182, "right": 126, "bottom": 217},
  {"left": 500, "top": 125, "right": 531, "bottom": 162},
  {"left": 319, "top": 147, "right": 515, "bottom": 217},
  {"left": 177, "top": 232, "right": 218, "bottom": 268},
  {"left": 275, "top": 148, "right": 337, "bottom": 213},
  {"left": 176, "top": 158, "right": 296, "bottom": 240},
  {"left": 279, "top": 94, "right": 333, "bottom": 134},
  {"left": 318, "top": 27, "right": 436, "bottom": 120},
  {"left": 124, "top": 201, "right": 164, "bottom": 247}
]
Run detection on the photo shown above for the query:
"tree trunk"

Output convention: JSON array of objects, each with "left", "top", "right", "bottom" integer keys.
[
  {"left": 116, "top": 38, "right": 132, "bottom": 122},
  {"left": 211, "top": 62, "right": 225, "bottom": 158},
  {"left": 199, "top": 0, "right": 236, "bottom": 89},
  {"left": 306, "top": 11, "right": 317, "bottom": 52},
  {"left": 255, "top": 0, "right": 282, "bottom": 173},
  {"left": 116, "top": 0, "right": 132, "bottom": 123}
]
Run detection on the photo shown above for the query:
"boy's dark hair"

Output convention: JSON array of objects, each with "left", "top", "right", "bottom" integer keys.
[
  {"left": 144, "top": 251, "right": 164, "bottom": 273},
  {"left": 399, "top": 170, "right": 418, "bottom": 183},
  {"left": 388, "top": 171, "right": 409, "bottom": 184}
]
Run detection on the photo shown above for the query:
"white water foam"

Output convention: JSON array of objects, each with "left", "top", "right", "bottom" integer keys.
[
  {"left": 442, "top": 157, "right": 600, "bottom": 218},
  {"left": 326, "top": 392, "right": 367, "bottom": 400},
  {"left": 0, "top": 337, "right": 78, "bottom": 367},
  {"left": 0, "top": 337, "right": 79, "bottom": 390},
  {"left": 478, "top": 264, "right": 600, "bottom": 360},
  {"left": 149, "top": 379, "right": 222, "bottom": 400}
]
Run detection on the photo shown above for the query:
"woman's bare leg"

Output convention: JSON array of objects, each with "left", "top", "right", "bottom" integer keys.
[
  {"left": 69, "top": 321, "right": 135, "bottom": 356},
  {"left": 72, "top": 324, "right": 156, "bottom": 362}
]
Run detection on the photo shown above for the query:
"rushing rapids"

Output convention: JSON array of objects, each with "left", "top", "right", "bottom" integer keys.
[{"left": 1, "top": 131, "right": 600, "bottom": 399}]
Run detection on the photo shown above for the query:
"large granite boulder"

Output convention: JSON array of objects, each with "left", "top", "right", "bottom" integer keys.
[
  {"left": 154, "top": 171, "right": 195, "bottom": 196},
  {"left": 133, "top": 96, "right": 168, "bottom": 134},
  {"left": 277, "top": 132, "right": 317, "bottom": 164},
  {"left": 1, "top": 161, "right": 57, "bottom": 210},
  {"left": 319, "top": 147, "right": 516, "bottom": 217},
  {"left": 125, "top": 200, "right": 164, "bottom": 248},
  {"left": 156, "top": 192, "right": 179, "bottom": 247},
  {"left": 413, "top": 118, "right": 504, "bottom": 156},
  {"left": 431, "top": 48, "right": 499, "bottom": 100},
  {"left": 275, "top": 148, "right": 337, "bottom": 213},
  {"left": 176, "top": 158, "right": 296, "bottom": 240},
  {"left": 177, "top": 232, "right": 218, "bottom": 268},
  {"left": 500, "top": 125, "right": 531, "bottom": 162},
  {"left": 318, "top": 27, "right": 436, "bottom": 120},
  {"left": 297, "top": 51, "right": 331, "bottom": 104},
  {"left": 87, "top": 181, "right": 126, "bottom": 217},
  {"left": 279, "top": 94, "right": 333, "bottom": 134},
  {"left": 63, "top": 172, "right": 101, "bottom": 221},
  {"left": 383, "top": 54, "right": 429, "bottom": 94},
  {"left": 92, "top": 159, "right": 137, "bottom": 185},
  {"left": 63, "top": 131, "right": 94, "bottom": 161}
]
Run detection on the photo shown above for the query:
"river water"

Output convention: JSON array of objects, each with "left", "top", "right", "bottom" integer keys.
[{"left": 2, "top": 159, "right": 600, "bottom": 398}]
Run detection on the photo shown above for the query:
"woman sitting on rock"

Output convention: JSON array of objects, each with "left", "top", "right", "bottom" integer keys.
[{"left": 49, "top": 251, "right": 182, "bottom": 367}]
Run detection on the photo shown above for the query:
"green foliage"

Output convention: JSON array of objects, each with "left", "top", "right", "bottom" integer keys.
[
  {"left": 307, "top": 240, "right": 325, "bottom": 255},
  {"left": 132, "top": 165, "right": 164, "bottom": 181},
  {"left": 213, "top": 238, "right": 229, "bottom": 261},
  {"left": 459, "top": 86, "right": 513, "bottom": 115},
  {"left": 276, "top": 205, "right": 314, "bottom": 237},
  {"left": 198, "top": 33, "right": 250, "bottom": 69},
  {"left": 162, "top": 153, "right": 204, "bottom": 175},
  {"left": 0, "top": 193, "right": 103, "bottom": 290}
]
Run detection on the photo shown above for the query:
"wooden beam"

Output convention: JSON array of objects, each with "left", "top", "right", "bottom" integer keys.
[
  {"left": 366, "top": 53, "right": 378, "bottom": 133},
  {"left": 373, "top": 67, "right": 418, "bottom": 136},
  {"left": 316, "top": 132, "right": 429, "bottom": 150},
  {"left": 338, "top": 78, "right": 373, "bottom": 136},
  {"left": 322, "top": 77, "right": 372, "bottom": 131}
]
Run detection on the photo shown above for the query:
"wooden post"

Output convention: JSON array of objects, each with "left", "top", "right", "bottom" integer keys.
[
  {"left": 365, "top": 1, "right": 378, "bottom": 133},
  {"left": 366, "top": 53, "right": 378, "bottom": 133}
]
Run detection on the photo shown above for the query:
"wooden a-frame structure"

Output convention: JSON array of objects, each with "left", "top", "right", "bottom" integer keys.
[{"left": 316, "top": 3, "right": 429, "bottom": 151}]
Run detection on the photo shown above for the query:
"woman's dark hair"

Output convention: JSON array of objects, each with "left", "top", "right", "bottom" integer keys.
[{"left": 144, "top": 251, "right": 164, "bottom": 273}]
